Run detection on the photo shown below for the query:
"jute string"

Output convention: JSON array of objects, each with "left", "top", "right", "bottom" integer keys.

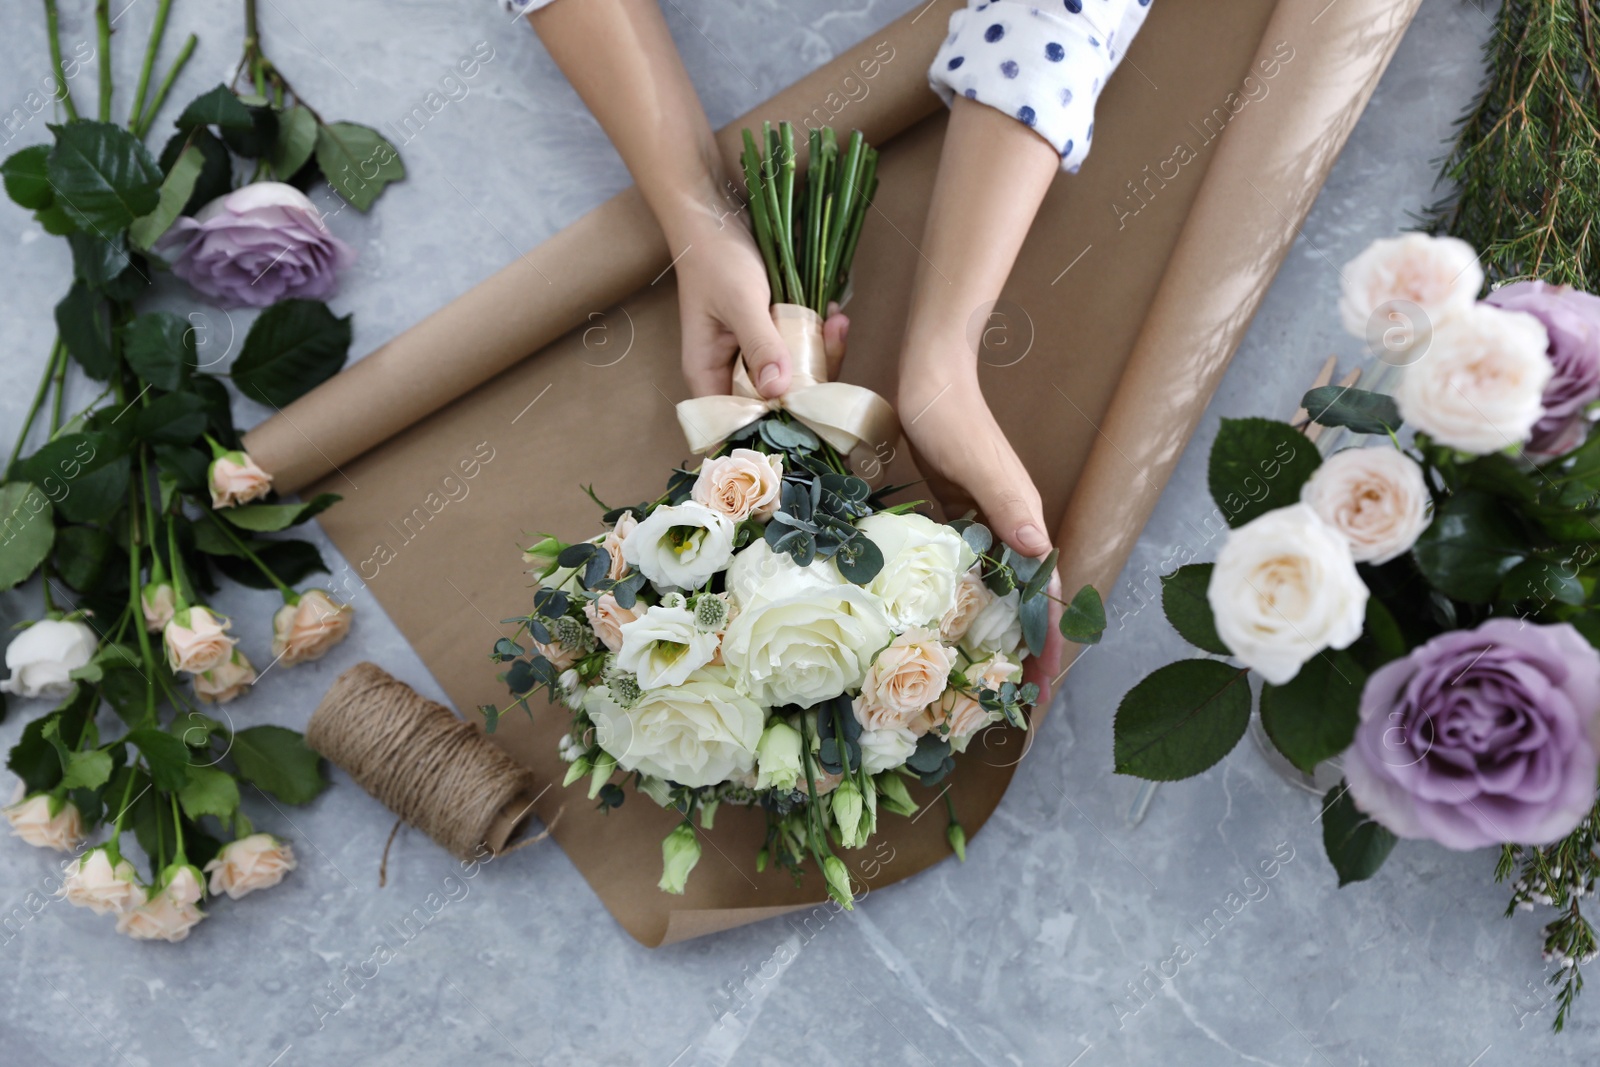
[{"left": 306, "top": 663, "right": 558, "bottom": 882}]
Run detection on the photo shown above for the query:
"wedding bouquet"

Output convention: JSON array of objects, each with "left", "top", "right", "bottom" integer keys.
[
  {"left": 488, "top": 122, "right": 1104, "bottom": 905},
  {"left": 1, "top": 0, "right": 400, "bottom": 940},
  {"left": 1113, "top": 231, "right": 1600, "bottom": 1025}
]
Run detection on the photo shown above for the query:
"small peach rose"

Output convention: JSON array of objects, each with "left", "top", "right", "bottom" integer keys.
[
  {"left": 939, "top": 569, "right": 993, "bottom": 644},
  {"left": 1301, "top": 447, "right": 1431, "bottom": 564},
  {"left": 271, "top": 590, "right": 353, "bottom": 667},
  {"left": 4, "top": 786, "right": 84, "bottom": 851},
  {"left": 60, "top": 848, "right": 143, "bottom": 914},
  {"left": 917, "top": 654, "right": 1022, "bottom": 751},
  {"left": 853, "top": 628, "right": 957, "bottom": 732},
  {"left": 600, "top": 511, "right": 640, "bottom": 581},
  {"left": 116, "top": 876, "right": 204, "bottom": 942},
  {"left": 583, "top": 593, "right": 640, "bottom": 653},
  {"left": 164, "top": 606, "right": 236, "bottom": 674},
  {"left": 691, "top": 448, "right": 783, "bottom": 522},
  {"left": 208, "top": 451, "right": 273, "bottom": 508},
  {"left": 204, "top": 834, "right": 297, "bottom": 900},
  {"left": 142, "top": 581, "right": 177, "bottom": 633},
  {"left": 194, "top": 650, "right": 257, "bottom": 704}
]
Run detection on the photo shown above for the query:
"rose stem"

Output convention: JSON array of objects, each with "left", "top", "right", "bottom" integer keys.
[
  {"left": 202, "top": 510, "right": 297, "bottom": 599},
  {"left": 42, "top": 0, "right": 80, "bottom": 122},
  {"left": 6, "top": 338, "right": 63, "bottom": 470},
  {"left": 128, "top": 482, "right": 159, "bottom": 720},
  {"left": 134, "top": 33, "right": 197, "bottom": 139},
  {"left": 95, "top": 0, "right": 112, "bottom": 122},
  {"left": 128, "top": 0, "right": 174, "bottom": 130}
]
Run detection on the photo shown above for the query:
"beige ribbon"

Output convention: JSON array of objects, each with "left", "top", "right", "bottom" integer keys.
[{"left": 676, "top": 303, "right": 900, "bottom": 457}]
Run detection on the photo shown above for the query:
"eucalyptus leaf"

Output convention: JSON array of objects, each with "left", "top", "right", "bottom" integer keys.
[
  {"left": 1300, "top": 386, "right": 1402, "bottom": 435},
  {"left": 1059, "top": 583, "right": 1106, "bottom": 645}
]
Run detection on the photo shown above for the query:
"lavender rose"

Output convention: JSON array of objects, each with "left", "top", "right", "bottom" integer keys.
[
  {"left": 1345, "top": 619, "right": 1600, "bottom": 850},
  {"left": 1484, "top": 281, "right": 1600, "bottom": 456},
  {"left": 155, "top": 182, "right": 356, "bottom": 308}
]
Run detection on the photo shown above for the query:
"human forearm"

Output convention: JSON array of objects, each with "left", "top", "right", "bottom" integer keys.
[{"left": 529, "top": 0, "right": 726, "bottom": 250}]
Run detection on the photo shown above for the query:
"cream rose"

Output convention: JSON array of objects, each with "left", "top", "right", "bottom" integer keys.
[
  {"left": 918, "top": 654, "right": 1021, "bottom": 752},
  {"left": 725, "top": 539, "right": 841, "bottom": 610},
  {"left": 1395, "top": 303, "right": 1553, "bottom": 454},
  {"left": 1, "top": 618, "right": 97, "bottom": 699},
  {"left": 207, "top": 450, "right": 273, "bottom": 508},
  {"left": 583, "top": 593, "right": 640, "bottom": 653},
  {"left": 1207, "top": 504, "right": 1369, "bottom": 685},
  {"left": 692, "top": 448, "right": 783, "bottom": 522},
  {"left": 60, "top": 848, "right": 143, "bottom": 914},
  {"left": 622, "top": 502, "right": 736, "bottom": 590},
  {"left": 856, "top": 512, "right": 966, "bottom": 631},
  {"left": 1338, "top": 233, "right": 1483, "bottom": 350},
  {"left": 1301, "top": 447, "right": 1431, "bottom": 564},
  {"left": 599, "top": 511, "right": 639, "bottom": 581},
  {"left": 939, "top": 569, "right": 992, "bottom": 644},
  {"left": 271, "top": 589, "right": 354, "bottom": 666},
  {"left": 853, "top": 628, "right": 956, "bottom": 731},
  {"left": 164, "top": 606, "right": 236, "bottom": 674},
  {"left": 4, "top": 787, "right": 83, "bottom": 851},
  {"left": 585, "top": 666, "right": 764, "bottom": 787},
  {"left": 204, "top": 834, "right": 297, "bottom": 899},
  {"left": 961, "top": 589, "right": 1023, "bottom": 659},
  {"left": 721, "top": 564, "right": 893, "bottom": 708},
  {"left": 142, "top": 581, "right": 177, "bottom": 633},
  {"left": 615, "top": 602, "right": 720, "bottom": 689},
  {"left": 194, "top": 650, "right": 257, "bottom": 704},
  {"left": 859, "top": 726, "right": 918, "bottom": 774},
  {"left": 116, "top": 869, "right": 205, "bottom": 942}
]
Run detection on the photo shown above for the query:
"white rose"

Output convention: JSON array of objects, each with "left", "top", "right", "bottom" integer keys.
[
  {"left": 204, "top": 834, "right": 297, "bottom": 899},
  {"left": 1338, "top": 233, "right": 1483, "bottom": 349},
  {"left": 1207, "top": 504, "right": 1369, "bottom": 685},
  {"left": 585, "top": 666, "right": 764, "bottom": 787},
  {"left": 1301, "top": 447, "right": 1431, "bottom": 564},
  {"left": 858, "top": 727, "right": 918, "bottom": 774},
  {"left": 60, "top": 848, "right": 143, "bottom": 914},
  {"left": 1, "top": 619, "right": 97, "bottom": 699},
  {"left": 622, "top": 502, "right": 736, "bottom": 590},
  {"left": 961, "top": 589, "right": 1022, "bottom": 659},
  {"left": 724, "top": 539, "right": 843, "bottom": 610},
  {"left": 692, "top": 448, "right": 783, "bottom": 521},
  {"left": 856, "top": 512, "right": 966, "bottom": 631},
  {"left": 1394, "top": 303, "right": 1552, "bottom": 454},
  {"left": 615, "top": 603, "right": 720, "bottom": 689},
  {"left": 720, "top": 566, "right": 893, "bottom": 708}
]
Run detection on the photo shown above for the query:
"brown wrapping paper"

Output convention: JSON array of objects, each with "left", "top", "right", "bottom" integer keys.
[{"left": 244, "top": 0, "right": 1420, "bottom": 945}]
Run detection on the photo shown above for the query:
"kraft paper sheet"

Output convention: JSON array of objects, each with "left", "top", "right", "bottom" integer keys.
[{"left": 243, "top": 0, "right": 1422, "bottom": 946}]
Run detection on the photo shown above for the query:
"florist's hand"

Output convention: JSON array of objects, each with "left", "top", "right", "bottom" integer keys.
[
  {"left": 674, "top": 217, "right": 795, "bottom": 400},
  {"left": 899, "top": 370, "right": 1064, "bottom": 702}
]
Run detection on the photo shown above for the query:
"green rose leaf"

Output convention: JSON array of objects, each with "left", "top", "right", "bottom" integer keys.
[
  {"left": 67, "top": 231, "right": 134, "bottom": 288},
  {"left": 0, "top": 484, "right": 55, "bottom": 591},
  {"left": 56, "top": 282, "right": 115, "bottom": 379},
  {"left": 126, "top": 727, "right": 192, "bottom": 791},
  {"left": 1259, "top": 651, "right": 1365, "bottom": 774},
  {"left": 1160, "top": 563, "right": 1230, "bottom": 655},
  {"left": 1113, "top": 659, "right": 1251, "bottom": 780},
  {"left": 178, "top": 764, "right": 241, "bottom": 821},
  {"left": 1411, "top": 489, "right": 1526, "bottom": 603},
  {"left": 314, "top": 122, "right": 406, "bottom": 211},
  {"left": 1, "top": 144, "right": 53, "bottom": 209},
  {"left": 1207, "top": 417, "right": 1321, "bottom": 528},
  {"left": 1059, "top": 583, "right": 1106, "bottom": 644},
  {"left": 232, "top": 725, "right": 327, "bottom": 804},
  {"left": 230, "top": 299, "right": 353, "bottom": 408},
  {"left": 129, "top": 143, "right": 204, "bottom": 250},
  {"left": 175, "top": 84, "right": 255, "bottom": 131},
  {"left": 222, "top": 104, "right": 280, "bottom": 159},
  {"left": 271, "top": 105, "right": 318, "bottom": 177},
  {"left": 16, "top": 433, "right": 130, "bottom": 525},
  {"left": 1300, "top": 386, "right": 1403, "bottom": 436},
  {"left": 134, "top": 392, "right": 210, "bottom": 445},
  {"left": 1499, "top": 558, "right": 1585, "bottom": 606},
  {"left": 52, "top": 523, "right": 115, "bottom": 591},
  {"left": 214, "top": 539, "right": 328, "bottom": 589},
  {"left": 59, "top": 748, "right": 114, "bottom": 791},
  {"left": 46, "top": 122, "right": 163, "bottom": 231},
  {"left": 122, "top": 311, "right": 196, "bottom": 391},
  {"left": 159, "top": 127, "right": 233, "bottom": 215},
  {"left": 219, "top": 493, "right": 341, "bottom": 532},
  {"left": 1321, "top": 782, "right": 1396, "bottom": 886}
]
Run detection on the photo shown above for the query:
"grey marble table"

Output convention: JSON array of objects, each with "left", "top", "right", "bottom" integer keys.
[{"left": 3, "top": 0, "right": 1588, "bottom": 1064}]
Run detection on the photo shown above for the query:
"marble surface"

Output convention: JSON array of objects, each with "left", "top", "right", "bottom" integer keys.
[{"left": 2, "top": 0, "right": 1590, "bottom": 1064}]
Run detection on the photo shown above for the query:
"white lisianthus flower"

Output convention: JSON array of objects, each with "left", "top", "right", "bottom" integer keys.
[
  {"left": 720, "top": 562, "right": 893, "bottom": 708},
  {"left": 622, "top": 502, "right": 736, "bottom": 590},
  {"left": 1300, "top": 448, "right": 1431, "bottom": 564},
  {"left": 585, "top": 666, "right": 764, "bottom": 787},
  {"left": 615, "top": 603, "right": 720, "bottom": 689},
  {"left": 1, "top": 619, "right": 97, "bottom": 699},
  {"left": 858, "top": 726, "right": 918, "bottom": 774},
  {"left": 1395, "top": 303, "right": 1552, "bottom": 454},
  {"left": 856, "top": 512, "right": 967, "bottom": 631},
  {"left": 1207, "top": 504, "right": 1369, "bottom": 685},
  {"left": 1338, "top": 233, "right": 1483, "bottom": 347},
  {"left": 961, "top": 589, "right": 1022, "bottom": 659}
]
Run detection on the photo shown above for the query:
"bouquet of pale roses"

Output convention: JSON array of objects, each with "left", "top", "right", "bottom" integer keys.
[
  {"left": 487, "top": 123, "right": 1104, "bottom": 904},
  {"left": 1113, "top": 231, "right": 1600, "bottom": 1027}
]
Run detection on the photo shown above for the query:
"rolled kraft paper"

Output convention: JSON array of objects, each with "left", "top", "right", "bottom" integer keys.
[
  {"left": 242, "top": 1, "right": 959, "bottom": 495},
  {"left": 287, "top": 0, "right": 1420, "bottom": 946}
]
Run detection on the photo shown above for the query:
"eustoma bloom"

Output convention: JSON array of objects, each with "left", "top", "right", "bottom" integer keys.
[{"left": 1344, "top": 619, "right": 1600, "bottom": 850}]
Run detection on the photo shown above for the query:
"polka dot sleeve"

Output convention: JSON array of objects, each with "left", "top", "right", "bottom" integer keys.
[
  {"left": 499, "top": 0, "right": 561, "bottom": 16},
  {"left": 929, "top": 0, "right": 1153, "bottom": 172}
]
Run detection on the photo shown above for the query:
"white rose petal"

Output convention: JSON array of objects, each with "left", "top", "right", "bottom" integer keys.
[
  {"left": 1338, "top": 233, "right": 1483, "bottom": 348},
  {"left": 961, "top": 589, "right": 1023, "bottom": 659},
  {"left": 585, "top": 667, "right": 764, "bottom": 787},
  {"left": 721, "top": 581, "right": 893, "bottom": 709},
  {"left": 858, "top": 727, "right": 918, "bottom": 774},
  {"left": 856, "top": 512, "right": 966, "bottom": 631},
  {"left": 1301, "top": 447, "right": 1431, "bottom": 564},
  {"left": 724, "top": 538, "right": 844, "bottom": 611},
  {"left": 622, "top": 503, "right": 737, "bottom": 591},
  {"left": 1207, "top": 504, "right": 1369, "bottom": 685},
  {"left": 1, "top": 619, "right": 97, "bottom": 699}
]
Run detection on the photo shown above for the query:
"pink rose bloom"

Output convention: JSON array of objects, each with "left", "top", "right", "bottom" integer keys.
[
  {"left": 208, "top": 451, "right": 273, "bottom": 508},
  {"left": 156, "top": 182, "right": 356, "bottom": 309}
]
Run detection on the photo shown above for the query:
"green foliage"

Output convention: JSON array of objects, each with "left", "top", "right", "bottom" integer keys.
[
  {"left": 315, "top": 122, "right": 405, "bottom": 211},
  {"left": 0, "top": 484, "right": 55, "bottom": 591},
  {"left": 1113, "top": 660, "right": 1251, "bottom": 780},
  {"left": 1321, "top": 783, "right": 1396, "bottom": 887},
  {"left": 230, "top": 299, "right": 353, "bottom": 407},
  {"left": 1300, "top": 386, "right": 1402, "bottom": 435},
  {"left": 1259, "top": 652, "right": 1364, "bottom": 774},
  {"left": 1411, "top": 490, "right": 1527, "bottom": 603},
  {"left": 1159, "top": 563, "right": 1229, "bottom": 655},
  {"left": 1059, "top": 583, "right": 1106, "bottom": 645},
  {"left": 231, "top": 725, "right": 327, "bottom": 805},
  {"left": 1207, "top": 417, "right": 1321, "bottom": 528},
  {"left": 45, "top": 122, "right": 162, "bottom": 231}
]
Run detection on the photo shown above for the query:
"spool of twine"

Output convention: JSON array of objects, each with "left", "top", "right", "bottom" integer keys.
[{"left": 307, "top": 663, "right": 553, "bottom": 875}]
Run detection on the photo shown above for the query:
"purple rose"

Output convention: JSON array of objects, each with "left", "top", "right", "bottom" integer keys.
[
  {"left": 155, "top": 181, "right": 356, "bottom": 309},
  {"left": 1344, "top": 619, "right": 1600, "bottom": 850},
  {"left": 1484, "top": 281, "right": 1600, "bottom": 455}
]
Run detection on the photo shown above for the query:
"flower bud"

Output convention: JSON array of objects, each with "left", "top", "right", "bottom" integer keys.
[
  {"left": 658, "top": 823, "right": 701, "bottom": 895},
  {"left": 141, "top": 581, "right": 177, "bottom": 633},
  {"left": 832, "top": 779, "right": 867, "bottom": 848},
  {"left": 164, "top": 606, "right": 236, "bottom": 675},
  {"left": 874, "top": 773, "right": 918, "bottom": 818},
  {"left": 60, "top": 846, "right": 143, "bottom": 914},
  {"left": 562, "top": 756, "right": 592, "bottom": 789},
  {"left": 271, "top": 589, "right": 354, "bottom": 667},
  {"left": 947, "top": 821, "right": 967, "bottom": 863},
  {"left": 754, "top": 720, "right": 803, "bottom": 792},
  {"left": 4, "top": 788, "right": 84, "bottom": 852},
  {"left": 587, "top": 751, "right": 618, "bottom": 800},
  {"left": 822, "top": 855, "right": 854, "bottom": 908},
  {"left": 208, "top": 450, "right": 273, "bottom": 508},
  {"left": 521, "top": 535, "right": 569, "bottom": 575}
]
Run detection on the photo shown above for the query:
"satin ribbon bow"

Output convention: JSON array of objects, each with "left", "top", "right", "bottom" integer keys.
[{"left": 675, "top": 304, "right": 900, "bottom": 456}]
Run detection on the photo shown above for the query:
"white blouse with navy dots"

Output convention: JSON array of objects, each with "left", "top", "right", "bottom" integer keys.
[{"left": 501, "top": 0, "right": 1152, "bottom": 173}]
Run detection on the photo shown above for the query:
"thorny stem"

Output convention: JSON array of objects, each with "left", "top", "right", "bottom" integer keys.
[
  {"left": 135, "top": 33, "right": 197, "bottom": 138},
  {"left": 43, "top": 0, "right": 80, "bottom": 122},
  {"left": 129, "top": 0, "right": 174, "bottom": 129}
]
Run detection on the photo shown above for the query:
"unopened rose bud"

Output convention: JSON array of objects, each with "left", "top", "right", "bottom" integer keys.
[
  {"left": 141, "top": 581, "right": 177, "bottom": 633},
  {"left": 208, "top": 450, "right": 273, "bottom": 508}
]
